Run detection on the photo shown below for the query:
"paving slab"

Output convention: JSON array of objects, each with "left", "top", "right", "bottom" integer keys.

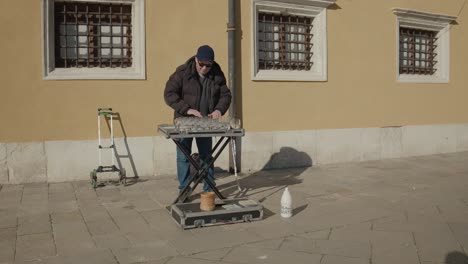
[
  {"left": 321, "top": 255, "right": 369, "bottom": 264},
  {"left": 372, "top": 242, "right": 420, "bottom": 264},
  {"left": 413, "top": 228, "right": 463, "bottom": 263},
  {"left": 0, "top": 185, "right": 23, "bottom": 210},
  {"left": 52, "top": 220, "right": 96, "bottom": 255},
  {"left": 170, "top": 229, "right": 262, "bottom": 255},
  {"left": 79, "top": 204, "right": 113, "bottom": 222},
  {"left": 126, "top": 196, "right": 162, "bottom": 212},
  {"left": 165, "top": 256, "right": 223, "bottom": 264},
  {"left": 51, "top": 211, "right": 84, "bottom": 224},
  {"left": 0, "top": 208, "right": 17, "bottom": 229},
  {"left": 17, "top": 213, "right": 51, "bottom": 235},
  {"left": 48, "top": 191, "right": 76, "bottom": 203},
  {"left": 147, "top": 187, "right": 180, "bottom": 208},
  {"left": 17, "top": 202, "right": 48, "bottom": 217},
  {"left": 96, "top": 188, "right": 125, "bottom": 203},
  {"left": 1, "top": 152, "right": 468, "bottom": 264},
  {"left": 112, "top": 245, "right": 178, "bottom": 264},
  {"left": 124, "top": 230, "right": 171, "bottom": 247},
  {"left": 448, "top": 222, "right": 468, "bottom": 251},
  {"left": 241, "top": 238, "right": 284, "bottom": 250},
  {"left": 222, "top": 247, "right": 322, "bottom": 264},
  {"left": 295, "top": 229, "right": 331, "bottom": 240},
  {"left": 288, "top": 209, "right": 381, "bottom": 235},
  {"left": 140, "top": 209, "right": 192, "bottom": 241},
  {"left": 373, "top": 218, "right": 453, "bottom": 234},
  {"left": 241, "top": 216, "right": 308, "bottom": 239},
  {"left": 132, "top": 257, "right": 173, "bottom": 264},
  {"left": 0, "top": 228, "right": 16, "bottom": 264},
  {"left": 86, "top": 219, "right": 120, "bottom": 236},
  {"left": 15, "top": 233, "right": 56, "bottom": 262},
  {"left": 436, "top": 200, "right": 468, "bottom": 222},
  {"left": 49, "top": 182, "right": 74, "bottom": 193},
  {"left": 93, "top": 233, "right": 132, "bottom": 249},
  {"left": 41, "top": 249, "right": 117, "bottom": 264},
  {"left": 282, "top": 236, "right": 371, "bottom": 259},
  {"left": 48, "top": 200, "right": 79, "bottom": 214},
  {"left": 75, "top": 190, "right": 99, "bottom": 203},
  {"left": 21, "top": 183, "right": 48, "bottom": 202},
  {"left": 330, "top": 225, "right": 415, "bottom": 245},
  {"left": 189, "top": 248, "right": 233, "bottom": 261},
  {"left": 106, "top": 209, "right": 151, "bottom": 233}
]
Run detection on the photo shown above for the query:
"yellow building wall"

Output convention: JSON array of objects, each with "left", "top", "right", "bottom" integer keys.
[
  {"left": 240, "top": 0, "right": 468, "bottom": 131},
  {"left": 0, "top": 0, "right": 467, "bottom": 143}
]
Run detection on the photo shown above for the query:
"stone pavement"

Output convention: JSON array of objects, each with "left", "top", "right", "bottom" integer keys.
[{"left": 1, "top": 152, "right": 468, "bottom": 264}]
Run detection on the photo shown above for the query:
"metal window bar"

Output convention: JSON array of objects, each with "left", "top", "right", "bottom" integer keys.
[
  {"left": 399, "top": 27, "right": 438, "bottom": 75},
  {"left": 86, "top": 5, "right": 90, "bottom": 67},
  {"left": 98, "top": 4, "right": 102, "bottom": 67},
  {"left": 258, "top": 12, "right": 313, "bottom": 71},
  {"left": 54, "top": 1, "right": 132, "bottom": 68}
]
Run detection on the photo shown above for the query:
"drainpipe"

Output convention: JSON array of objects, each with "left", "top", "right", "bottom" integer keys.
[
  {"left": 228, "top": 0, "right": 241, "bottom": 173},
  {"left": 228, "top": 0, "right": 236, "bottom": 119}
]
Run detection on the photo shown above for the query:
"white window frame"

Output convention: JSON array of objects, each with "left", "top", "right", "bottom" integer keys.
[
  {"left": 251, "top": 0, "right": 335, "bottom": 82},
  {"left": 393, "top": 8, "right": 456, "bottom": 83},
  {"left": 42, "top": 0, "right": 146, "bottom": 80}
]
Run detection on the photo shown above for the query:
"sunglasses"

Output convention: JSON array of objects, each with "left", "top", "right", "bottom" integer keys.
[{"left": 198, "top": 61, "right": 213, "bottom": 68}]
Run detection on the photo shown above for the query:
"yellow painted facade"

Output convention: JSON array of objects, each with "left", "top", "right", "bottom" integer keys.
[{"left": 1, "top": 0, "right": 467, "bottom": 142}]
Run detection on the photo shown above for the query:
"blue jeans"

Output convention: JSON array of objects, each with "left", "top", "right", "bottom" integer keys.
[{"left": 176, "top": 137, "right": 215, "bottom": 192}]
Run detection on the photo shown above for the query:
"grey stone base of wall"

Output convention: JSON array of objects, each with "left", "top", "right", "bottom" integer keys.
[{"left": 1, "top": 123, "right": 468, "bottom": 184}]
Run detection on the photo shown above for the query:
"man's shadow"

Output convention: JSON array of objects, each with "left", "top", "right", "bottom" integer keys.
[
  {"left": 215, "top": 147, "right": 312, "bottom": 217},
  {"left": 446, "top": 251, "right": 468, "bottom": 264}
]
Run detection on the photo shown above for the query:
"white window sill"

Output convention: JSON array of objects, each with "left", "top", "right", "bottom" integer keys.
[
  {"left": 44, "top": 68, "right": 146, "bottom": 80},
  {"left": 253, "top": 70, "right": 327, "bottom": 82},
  {"left": 397, "top": 74, "right": 449, "bottom": 84}
]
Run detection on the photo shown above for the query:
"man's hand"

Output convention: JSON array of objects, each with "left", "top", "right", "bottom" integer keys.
[
  {"left": 208, "top": 110, "right": 222, "bottom": 119},
  {"left": 187, "top": 109, "right": 202, "bottom": 117}
]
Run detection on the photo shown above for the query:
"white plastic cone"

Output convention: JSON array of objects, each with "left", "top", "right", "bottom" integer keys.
[{"left": 280, "top": 187, "right": 293, "bottom": 218}]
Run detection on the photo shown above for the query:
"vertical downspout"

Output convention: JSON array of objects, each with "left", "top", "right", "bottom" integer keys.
[
  {"left": 228, "top": 0, "right": 241, "bottom": 173},
  {"left": 228, "top": 0, "right": 236, "bottom": 118}
]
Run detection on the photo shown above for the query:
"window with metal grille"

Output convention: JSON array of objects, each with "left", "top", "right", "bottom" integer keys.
[
  {"left": 399, "top": 27, "right": 437, "bottom": 75},
  {"left": 54, "top": 1, "right": 132, "bottom": 68},
  {"left": 258, "top": 12, "right": 313, "bottom": 71}
]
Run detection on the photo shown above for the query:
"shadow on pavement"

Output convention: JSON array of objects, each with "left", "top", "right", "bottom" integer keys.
[
  {"left": 94, "top": 177, "right": 148, "bottom": 188},
  {"left": 216, "top": 147, "right": 312, "bottom": 218},
  {"left": 293, "top": 204, "right": 309, "bottom": 216},
  {"left": 446, "top": 251, "right": 468, "bottom": 264}
]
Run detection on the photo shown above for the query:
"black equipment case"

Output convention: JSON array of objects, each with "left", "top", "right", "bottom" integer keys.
[{"left": 170, "top": 199, "right": 263, "bottom": 229}]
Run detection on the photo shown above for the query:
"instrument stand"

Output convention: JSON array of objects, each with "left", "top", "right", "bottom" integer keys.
[
  {"left": 158, "top": 123, "right": 264, "bottom": 229},
  {"left": 158, "top": 123, "right": 244, "bottom": 204}
]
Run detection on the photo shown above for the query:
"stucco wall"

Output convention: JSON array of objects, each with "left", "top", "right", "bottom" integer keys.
[
  {"left": 0, "top": 0, "right": 468, "bottom": 143},
  {"left": 240, "top": 0, "right": 468, "bottom": 131},
  {"left": 0, "top": 0, "right": 229, "bottom": 142}
]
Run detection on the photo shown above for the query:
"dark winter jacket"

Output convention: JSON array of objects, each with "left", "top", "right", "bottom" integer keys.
[{"left": 164, "top": 56, "right": 232, "bottom": 119}]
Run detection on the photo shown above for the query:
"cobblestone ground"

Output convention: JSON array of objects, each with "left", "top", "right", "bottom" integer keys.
[{"left": 1, "top": 152, "right": 468, "bottom": 264}]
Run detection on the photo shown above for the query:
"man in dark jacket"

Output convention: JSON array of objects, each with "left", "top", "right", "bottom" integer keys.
[{"left": 164, "top": 45, "right": 232, "bottom": 194}]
